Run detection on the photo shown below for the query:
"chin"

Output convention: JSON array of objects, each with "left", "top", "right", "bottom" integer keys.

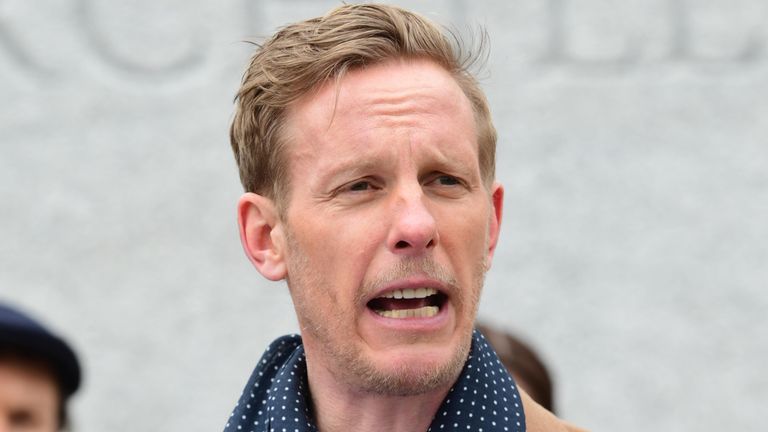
[{"left": 355, "top": 337, "right": 472, "bottom": 396}]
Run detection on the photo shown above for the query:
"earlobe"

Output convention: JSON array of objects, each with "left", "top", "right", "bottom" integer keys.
[
  {"left": 485, "top": 182, "right": 504, "bottom": 269},
  {"left": 238, "top": 193, "right": 287, "bottom": 281}
]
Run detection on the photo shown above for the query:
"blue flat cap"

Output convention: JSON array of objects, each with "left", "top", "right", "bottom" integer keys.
[{"left": 0, "top": 302, "right": 81, "bottom": 397}]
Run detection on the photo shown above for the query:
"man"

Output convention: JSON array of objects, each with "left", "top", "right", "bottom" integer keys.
[
  {"left": 225, "top": 4, "right": 584, "bottom": 431},
  {"left": 0, "top": 303, "right": 81, "bottom": 432}
]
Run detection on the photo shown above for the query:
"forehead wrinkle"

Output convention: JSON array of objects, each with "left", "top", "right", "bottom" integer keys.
[{"left": 353, "top": 87, "right": 463, "bottom": 127}]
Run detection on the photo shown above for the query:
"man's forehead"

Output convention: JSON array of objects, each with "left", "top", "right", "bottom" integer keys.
[
  {"left": 275, "top": 57, "right": 483, "bottom": 204},
  {"left": 286, "top": 58, "right": 473, "bottom": 133}
]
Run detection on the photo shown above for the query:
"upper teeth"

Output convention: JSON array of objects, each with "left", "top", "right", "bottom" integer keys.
[{"left": 380, "top": 288, "right": 438, "bottom": 299}]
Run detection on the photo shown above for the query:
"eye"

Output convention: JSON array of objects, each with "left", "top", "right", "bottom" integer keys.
[
  {"left": 424, "top": 173, "right": 469, "bottom": 198},
  {"left": 331, "top": 177, "right": 383, "bottom": 204},
  {"left": 335, "top": 177, "right": 382, "bottom": 196},
  {"left": 435, "top": 175, "right": 460, "bottom": 186},
  {"left": 348, "top": 181, "right": 372, "bottom": 191},
  {"left": 427, "top": 174, "right": 464, "bottom": 188}
]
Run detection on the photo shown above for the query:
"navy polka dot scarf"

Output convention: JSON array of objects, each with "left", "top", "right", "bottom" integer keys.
[{"left": 224, "top": 330, "right": 526, "bottom": 432}]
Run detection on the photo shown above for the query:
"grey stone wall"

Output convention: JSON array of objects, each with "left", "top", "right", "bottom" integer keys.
[{"left": 1, "top": 1, "right": 765, "bottom": 430}]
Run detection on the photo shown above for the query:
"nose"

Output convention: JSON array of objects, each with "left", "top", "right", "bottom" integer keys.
[{"left": 386, "top": 186, "right": 438, "bottom": 256}]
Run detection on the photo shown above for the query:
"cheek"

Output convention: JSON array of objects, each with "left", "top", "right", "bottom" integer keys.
[
  {"left": 439, "top": 205, "right": 489, "bottom": 249},
  {"left": 437, "top": 206, "right": 491, "bottom": 282},
  {"left": 304, "top": 222, "right": 379, "bottom": 265},
  {"left": 291, "top": 216, "right": 385, "bottom": 294}
]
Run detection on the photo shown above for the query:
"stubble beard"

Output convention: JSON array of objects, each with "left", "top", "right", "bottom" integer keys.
[{"left": 284, "top": 230, "right": 487, "bottom": 397}]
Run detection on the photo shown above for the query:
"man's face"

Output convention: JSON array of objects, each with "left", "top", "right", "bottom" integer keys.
[
  {"left": 276, "top": 58, "right": 502, "bottom": 395},
  {"left": 0, "top": 357, "right": 59, "bottom": 432}
]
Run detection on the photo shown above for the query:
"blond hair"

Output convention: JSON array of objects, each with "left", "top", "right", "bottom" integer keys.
[{"left": 231, "top": 3, "right": 496, "bottom": 208}]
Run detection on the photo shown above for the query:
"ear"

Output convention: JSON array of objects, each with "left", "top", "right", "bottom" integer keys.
[
  {"left": 485, "top": 182, "right": 504, "bottom": 269},
  {"left": 237, "top": 192, "right": 287, "bottom": 281}
]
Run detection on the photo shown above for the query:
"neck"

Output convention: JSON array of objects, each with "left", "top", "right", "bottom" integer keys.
[{"left": 306, "top": 360, "right": 452, "bottom": 432}]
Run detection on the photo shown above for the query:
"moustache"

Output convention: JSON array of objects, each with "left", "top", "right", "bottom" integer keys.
[{"left": 358, "top": 257, "right": 459, "bottom": 302}]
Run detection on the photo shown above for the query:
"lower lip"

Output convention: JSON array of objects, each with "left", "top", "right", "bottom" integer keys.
[{"left": 365, "top": 301, "right": 451, "bottom": 331}]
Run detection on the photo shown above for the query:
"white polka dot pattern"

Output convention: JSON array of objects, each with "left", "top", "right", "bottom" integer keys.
[
  {"left": 224, "top": 330, "right": 526, "bottom": 431},
  {"left": 426, "top": 330, "right": 526, "bottom": 432}
]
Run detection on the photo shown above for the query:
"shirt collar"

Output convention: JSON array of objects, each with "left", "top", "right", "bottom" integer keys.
[{"left": 225, "top": 330, "right": 526, "bottom": 432}]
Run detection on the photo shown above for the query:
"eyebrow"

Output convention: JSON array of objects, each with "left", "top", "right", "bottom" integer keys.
[{"left": 317, "top": 158, "right": 384, "bottom": 186}]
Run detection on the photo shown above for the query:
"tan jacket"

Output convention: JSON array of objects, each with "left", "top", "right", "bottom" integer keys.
[{"left": 521, "top": 389, "right": 589, "bottom": 432}]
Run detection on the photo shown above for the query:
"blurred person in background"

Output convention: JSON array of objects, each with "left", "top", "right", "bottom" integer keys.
[{"left": 0, "top": 302, "right": 81, "bottom": 432}]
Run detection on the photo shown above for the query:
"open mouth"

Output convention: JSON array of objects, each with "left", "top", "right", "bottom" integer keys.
[{"left": 366, "top": 288, "right": 448, "bottom": 319}]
